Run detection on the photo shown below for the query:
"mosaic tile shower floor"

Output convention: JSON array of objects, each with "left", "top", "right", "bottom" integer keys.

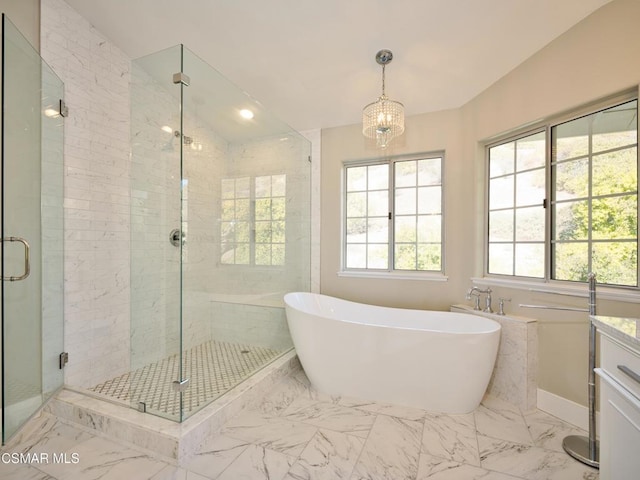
[{"left": 90, "top": 340, "right": 284, "bottom": 416}]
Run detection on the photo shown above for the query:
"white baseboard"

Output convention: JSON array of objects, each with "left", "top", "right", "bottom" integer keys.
[{"left": 537, "top": 388, "right": 599, "bottom": 432}]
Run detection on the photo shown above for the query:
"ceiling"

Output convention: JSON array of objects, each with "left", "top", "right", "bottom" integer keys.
[{"left": 64, "top": 0, "right": 612, "bottom": 133}]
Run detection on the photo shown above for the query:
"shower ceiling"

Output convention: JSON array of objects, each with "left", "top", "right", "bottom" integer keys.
[{"left": 65, "top": 0, "right": 612, "bottom": 132}]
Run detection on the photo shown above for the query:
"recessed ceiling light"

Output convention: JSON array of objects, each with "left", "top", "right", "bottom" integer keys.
[
  {"left": 239, "top": 109, "right": 254, "bottom": 120},
  {"left": 161, "top": 125, "right": 173, "bottom": 133}
]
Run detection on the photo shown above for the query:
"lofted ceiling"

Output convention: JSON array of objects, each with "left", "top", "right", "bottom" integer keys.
[{"left": 64, "top": 0, "right": 612, "bottom": 133}]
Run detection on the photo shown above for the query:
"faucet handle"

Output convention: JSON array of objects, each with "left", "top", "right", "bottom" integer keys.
[{"left": 498, "top": 297, "right": 511, "bottom": 316}]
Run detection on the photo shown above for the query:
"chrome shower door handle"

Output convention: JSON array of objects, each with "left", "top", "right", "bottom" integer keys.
[{"left": 1, "top": 236, "right": 31, "bottom": 281}]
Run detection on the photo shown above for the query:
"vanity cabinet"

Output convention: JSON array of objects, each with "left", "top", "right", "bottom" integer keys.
[{"left": 596, "top": 331, "right": 640, "bottom": 480}]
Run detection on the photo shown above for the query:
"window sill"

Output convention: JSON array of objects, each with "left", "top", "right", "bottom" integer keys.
[
  {"left": 338, "top": 270, "right": 449, "bottom": 282},
  {"left": 470, "top": 276, "right": 640, "bottom": 304}
]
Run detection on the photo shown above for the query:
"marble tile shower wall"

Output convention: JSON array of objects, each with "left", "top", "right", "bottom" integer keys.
[{"left": 41, "top": 0, "right": 132, "bottom": 389}]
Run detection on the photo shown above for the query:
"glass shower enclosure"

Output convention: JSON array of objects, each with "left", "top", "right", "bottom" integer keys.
[
  {"left": 127, "top": 45, "right": 310, "bottom": 422},
  {"left": 1, "top": 15, "right": 65, "bottom": 443}
]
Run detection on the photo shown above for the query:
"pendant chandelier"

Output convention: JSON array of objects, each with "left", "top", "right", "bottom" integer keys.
[{"left": 362, "top": 49, "right": 405, "bottom": 149}]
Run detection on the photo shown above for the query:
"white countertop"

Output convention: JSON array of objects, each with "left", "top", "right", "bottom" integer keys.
[{"left": 591, "top": 315, "right": 640, "bottom": 350}]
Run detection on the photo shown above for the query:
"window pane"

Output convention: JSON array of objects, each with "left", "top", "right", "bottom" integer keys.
[
  {"left": 592, "top": 100, "right": 638, "bottom": 153},
  {"left": 346, "top": 218, "right": 366, "bottom": 242},
  {"left": 236, "top": 177, "right": 250, "bottom": 198},
  {"left": 489, "top": 142, "right": 514, "bottom": 177},
  {"left": 367, "top": 244, "right": 388, "bottom": 269},
  {"left": 221, "top": 221, "right": 234, "bottom": 240},
  {"left": 368, "top": 190, "right": 388, "bottom": 217},
  {"left": 592, "top": 242, "right": 637, "bottom": 286},
  {"left": 255, "top": 198, "right": 271, "bottom": 220},
  {"left": 593, "top": 147, "right": 637, "bottom": 196},
  {"left": 235, "top": 244, "right": 250, "bottom": 265},
  {"left": 235, "top": 222, "right": 250, "bottom": 242},
  {"left": 489, "top": 176, "right": 514, "bottom": 209},
  {"left": 394, "top": 244, "right": 417, "bottom": 270},
  {"left": 553, "top": 242, "right": 588, "bottom": 281},
  {"left": 236, "top": 199, "right": 250, "bottom": 221},
  {"left": 347, "top": 166, "right": 367, "bottom": 191},
  {"left": 346, "top": 244, "right": 366, "bottom": 268},
  {"left": 418, "top": 186, "right": 441, "bottom": 214},
  {"left": 255, "top": 221, "right": 271, "bottom": 243},
  {"left": 554, "top": 200, "right": 588, "bottom": 241},
  {"left": 368, "top": 218, "right": 388, "bottom": 243},
  {"left": 368, "top": 164, "right": 388, "bottom": 190},
  {"left": 272, "top": 174, "right": 286, "bottom": 197},
  {"left": 418, "top": 158, "right": 441, "bottom": 185},
  {"left": 255, "top": 176, "right": 271, "bottom": 198},
  {"left": 516, "top": 206, "right": 545, "bottom": 242},
  {"left": 347, "top": 192, "right": 366, "bottom": 217},
  {"left": 592, "top": 195, "right": 637, "bottom": 240},
  {"left": 272, "top": 244, "right": 285, "bottom": 265},
  {"left": 395, "top": 216, "right": 416, "bottom": 243},
  {"left": 554, "top": 116, "right": 589, "bottom": 161},
  {"left": 271, "top": 197, "right": 286, "bottom": 220},
  {"left": 488, "top": 243, "right": 513, "bottom": 275},
  {"left": 221, "top": 200, "right": 235, "bottom": 221},
  {"left": 255, "top": 244, "right": 271, "bottom": 265},
  {"left": 417, "top": 244, "right": 441, "bottom": 271},
  {"left": 395, "top": 188, "right": 416, "bottom": 215},
  {"left": 515, "top": 169, "right": 545, "bottom": 207},
  {"left": 418, "top": 215, "right": 441, "bottom": 243},
  {"left": 516, "top": 132, "right": 545, "bottom": 171},
  {"left": 515, "top": 243, "right": 544, "bottom": 278},
  {"left": 489, "top": 210, "right": 513, "bottom": 242},
  {"left": 395, "top": 160, "right": 417, "bottom": 187},
  {"left": 272, "top": 221, "right": 285, "bottom": 243},
  {"left": 220, "top": 243, "right": 234, "bottom": 264},
  {"left": 555, "top": 158, "right": 588, "bottom": 200}
]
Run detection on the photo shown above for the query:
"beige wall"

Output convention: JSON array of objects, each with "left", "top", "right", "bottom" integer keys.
[
  {"left": 0, "top": 0, "right": 39, "bottom": 50},
  {"left": 320, "top": 0, "right": 640, "bottom": 406}
]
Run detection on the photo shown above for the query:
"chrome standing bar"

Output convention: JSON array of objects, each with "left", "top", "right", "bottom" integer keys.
[{"left": 519, "top": 273, "right": 599, "bottom": 468}]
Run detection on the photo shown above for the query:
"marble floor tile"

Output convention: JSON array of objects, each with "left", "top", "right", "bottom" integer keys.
[
  {"left": 7, "top": 415, "right": 95, "bottom": 457},
  {"left": 253, "top": 377, "right": 311, "bottom": 417},
  {"left": 339, "top": 396, "right": 427, "bottom": 422},
  {"left": 417, "top": 454, "right": 522, "bottom": 479},
  {"left": 475, "top": 396, "right": 532, "bottom": 445},
  {"left": 35, "top": 435, "right": 169, "bottom": 480},
  {"left": 478, "top": 434, "right": 599, "bottom": 480},
  {"left": 286, "top": 428, "right": 365, "bottom": 480},
  {"left": 422, "top": 412, "right": 480, "bottom": 466},
  {"left": 221, "top": 410, "right": 317, "bottom": 457},
  {"left": 216, "top": 444, "right": 295, "bottom": 480},
  {"left": 149, "top": 465, "right": 212, "bottom": 480},
  {"left": 351, "top": 414, "right": 423, "bottom": 480},
  {"left": 523, "top": 410, "right": 588, "bottom": 453},
  {"left": 283, "top": 398, "right": 377, "bottom": 438},
  {"left": 184, "top": 434, "right": 249, "bottom": 479},
  {"left": 0, "top": 463, "right": 56, "bottom": 480}
]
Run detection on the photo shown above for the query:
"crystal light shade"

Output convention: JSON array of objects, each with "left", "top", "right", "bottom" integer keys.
[
  {"left": 362, "top": 94, "right": 405, "bottom": 148},
  {"left": 362, "top": 49, "right": 405, "bottom": 149}
]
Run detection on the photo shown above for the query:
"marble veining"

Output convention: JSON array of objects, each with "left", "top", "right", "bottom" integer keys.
[{"left": 3, "top": 366, "right": 599, "bottom": 480}]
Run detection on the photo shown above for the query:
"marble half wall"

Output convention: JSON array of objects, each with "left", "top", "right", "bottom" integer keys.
[{"left": 451, "top": 305, "right": 538, "bottom": 412}]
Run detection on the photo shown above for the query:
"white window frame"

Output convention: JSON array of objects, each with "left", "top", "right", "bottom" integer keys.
[
  {"left": 341, "top": 152, "right": 446, "bottom": 279},
  {"left": 483, "top": 91, "right": 639, "bottom": 293}
]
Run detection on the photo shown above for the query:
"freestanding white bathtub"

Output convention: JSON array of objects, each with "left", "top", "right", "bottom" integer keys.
[{"left": 284, "top": 292, "right": 501, "bottom": 414}]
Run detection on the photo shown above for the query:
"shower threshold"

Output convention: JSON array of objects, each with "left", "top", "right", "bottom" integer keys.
[
  {"left": 90, "top": 339, "right": 284, "bottom": 418},
  {"left": 44, "top": 347, "right": 299, "bottom": 464}
]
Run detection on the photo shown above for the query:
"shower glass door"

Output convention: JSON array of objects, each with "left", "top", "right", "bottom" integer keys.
[{"left": 1, "top": 15, "right": 65, "bottom": 443}]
